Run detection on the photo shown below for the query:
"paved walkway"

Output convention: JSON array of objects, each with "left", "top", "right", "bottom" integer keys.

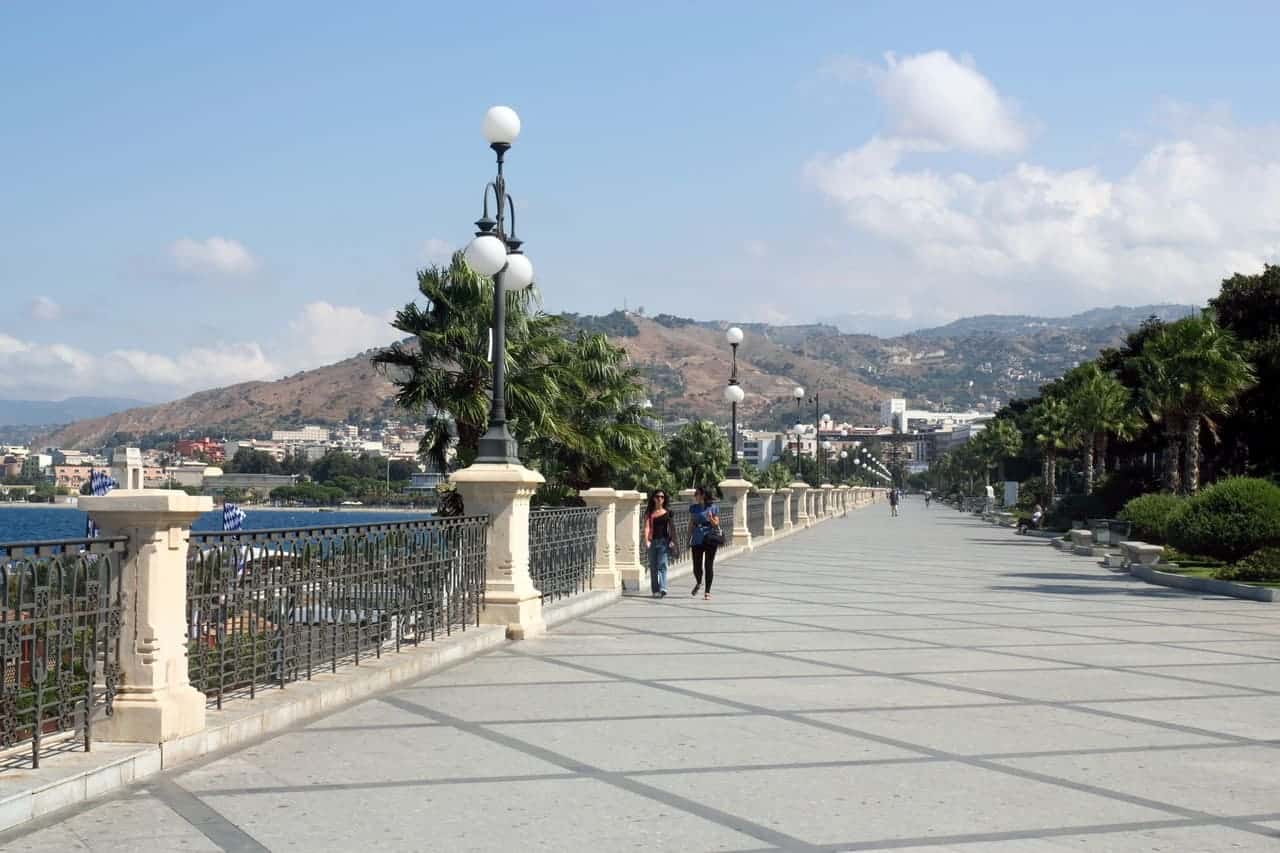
[{"left": 5, "top": 499, "right": 1280, "bottom": 852}]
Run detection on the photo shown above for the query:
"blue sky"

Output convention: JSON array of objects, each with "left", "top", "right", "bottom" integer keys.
[{"left": 4, "top": 2, "right": 1279, "bottom": 401}]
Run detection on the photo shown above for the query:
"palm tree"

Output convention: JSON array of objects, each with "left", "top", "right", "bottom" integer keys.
[
  {"left": 980, "top": 418, "right": 1024, "bottom": 486},
  {"left": 1031, "top": 397, "right": 1072, "bottom": 504},
  {"left": 1131, "top": 317, "right": 1255, "bottom": 494},
  {"left": 1065, "top": 363, "right": 1134, "bottom": 494},
  {"left": 665, "top": 420, "right": 731, "bottom": 489},
  {"left": 371, "top": 253, "right": 570, "bottom": 473}
]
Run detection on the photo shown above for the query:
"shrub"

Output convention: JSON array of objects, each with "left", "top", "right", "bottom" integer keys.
[
  {"left": 1046, "top": 493, "right": 1107, "bottom": 530},
  {"left": 1167, "top": 478, "right": 1280, "bottom": 563},
  {"left": 1094, "top": 465, "right": 1164, "bottom": 516},
  {"left": 1215, "top": 547, "right": 1280, "bottom": 583},
  {"left": 1118, "top": 493, "right": 1186, "bottom": 543}
]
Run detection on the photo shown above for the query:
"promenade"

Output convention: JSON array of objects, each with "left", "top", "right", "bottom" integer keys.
[{"left": 6, "top": 498, "right": 1280, "bottom": 851}]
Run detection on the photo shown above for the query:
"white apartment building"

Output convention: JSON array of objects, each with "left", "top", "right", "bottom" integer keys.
[{"left": 271, "top": 426, "right": 331, "bottom": 444}]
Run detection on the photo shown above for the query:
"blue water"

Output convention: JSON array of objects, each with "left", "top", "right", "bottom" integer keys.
[{"left": 0, "top": 506, "right": 433, "bottom": 544}]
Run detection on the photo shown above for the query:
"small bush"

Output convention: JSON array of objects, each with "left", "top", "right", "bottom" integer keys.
[
  {"left": 1215, "top": 547, "right": 1280, "bottom": 583},
  {"left": 1119, "top": 493, "right": 1186, "bottom": 544},
  {"left": 1167, "top": 478, "right": 1280, "bottom": 563}
]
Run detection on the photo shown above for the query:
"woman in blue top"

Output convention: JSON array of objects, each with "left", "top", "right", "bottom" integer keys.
[{"left": 689, "top": 485, "right": 721, "bottom": 600}]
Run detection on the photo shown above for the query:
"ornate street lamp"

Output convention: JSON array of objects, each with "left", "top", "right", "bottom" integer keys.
[
  {"left": 791, "top": 386, "right": 805, "bottom": 479},
  {"left": 464, "top": 106, "right": 536, "bottom": 464},
  {"left": 840, "top": 449, "right": 848, "bottom": 479},
  {"left": 822, "top": 440, "right": 834, "bottom": 483},
  {"left": 724, "top": 327, "right": 745, "bottom": 479}
]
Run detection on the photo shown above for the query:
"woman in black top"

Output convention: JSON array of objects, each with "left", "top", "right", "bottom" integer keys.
[{"left": 644, "top": 490, "right": 673, "bottom": 597}]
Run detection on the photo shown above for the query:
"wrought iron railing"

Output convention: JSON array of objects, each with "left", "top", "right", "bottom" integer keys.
[
  {"left": 772, "top": 493, "right": 787, "bottom": 530},
  {"left": 186, "top": 517, "right": 487, "bottom": 709},
  {"left": 747, "top": 495, "right": 767, "bottom": 537},
  {"left": 0, "top": 537, "right": 125, "bottom": 769},
  {"left": 528, "top": 507, "right": 599, "bottom": 601}
]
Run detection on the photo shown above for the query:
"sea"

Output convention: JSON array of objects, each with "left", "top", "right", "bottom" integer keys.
[{"left": 0, "top": 506, "right": 433, "bottom": 544}]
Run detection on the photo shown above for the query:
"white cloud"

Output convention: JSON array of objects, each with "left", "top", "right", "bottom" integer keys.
[
  {"left": 28, "top": 296, "right": 61, "bottom": 320},
  {"left": 807, "top": 54, "right": 1280, "bottom": 318},
  {"left": 421, "top": 238, "right": 453, "bottom": 265},
  {"left": 0, "top": 302, "right": 393, "bottom": 402},
  {"left": 871, "top": 51, "right": 1030, "bottom": 155},
  {"left": 168, "top": 236, "right": 259, "bottom": 276}
]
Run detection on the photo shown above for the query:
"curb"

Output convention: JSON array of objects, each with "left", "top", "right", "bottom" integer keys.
[{"left": 1129, "top": 562, "right": 1278, "bottom": 602}]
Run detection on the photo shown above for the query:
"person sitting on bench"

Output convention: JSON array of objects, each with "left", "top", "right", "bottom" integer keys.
[{"left": 1017, "top": 504, "right": 1044, "bottom": 534}]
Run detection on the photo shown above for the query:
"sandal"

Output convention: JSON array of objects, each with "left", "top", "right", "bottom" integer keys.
[{"left": 704, "top": 593, "right": 711, "bottom": 600}]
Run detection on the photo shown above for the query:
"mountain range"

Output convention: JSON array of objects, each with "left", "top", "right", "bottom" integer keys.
[
  {"left": 0, "top": 397, "right": 150, "bottom": 427},
  {"left": 28, "top": 304, "right": 1197, "bottom": 450}
]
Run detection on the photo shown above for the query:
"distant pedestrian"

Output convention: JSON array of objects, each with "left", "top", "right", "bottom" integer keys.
[
  {"left": 689, "top": 485, "right": 722, "bottom": 600},
  {"left": 643, "top": 489, "right": 673, "bottom": 598},
  {"left": 889, "top": 488, "right": 900, "bottom": 517},
  {"left": 924, "top": 489, "right": 932, "bottom": 508}
]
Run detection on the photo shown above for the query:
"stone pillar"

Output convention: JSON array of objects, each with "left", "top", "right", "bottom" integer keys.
[
  {"left": 110, "top": 446, "right": 144, "bottom": 491},
  {"left": 791, "top": 481, "right": 810, "bottom": 529},
  {"left": 614, "top": 490, "right": 646, "bottom": 591},
  {"left": 719, "top": 478, "right": 753, "bottom": 550},
  {"left": 841, "top": 487, "right": 851, "bottom": 516},
  {"left": 80, "top": 490, "right": 212, "bottom": 743},
  {"left": 679, "top": 488, "right": 697, "bottom": 502},
  {"left": 579, "top": 488, "right": 619, "bottom": 592},
  {"left": 758, "top": 488, "right": 775, "bottom": 538},
  {"left": 778, "top": 487, "right": 793, "bottom": 533},
  {"left": 452, "top": 463, "right": 547, "bottom": 640}
]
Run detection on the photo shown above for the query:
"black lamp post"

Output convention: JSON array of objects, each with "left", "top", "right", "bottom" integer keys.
[
  {"left": 724, "top": 327, "right": 745, "bottom": 479},
  {"left": 791, "top": 386, "right": 805, "bottom": 480},
  {"left": 464, "top": 106, "right": 536, "bottom": 465}
]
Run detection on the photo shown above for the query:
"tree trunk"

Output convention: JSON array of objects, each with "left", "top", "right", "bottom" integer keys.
[
  {"left": 1046, "top": 452, "right": 1058, "bottom": 504},
  {"left": 1163, "top": 425, "right": 1182, "bottom": 494},
  {"left": 1083, "top": 442, "right": 1095, "bottom": 495},
  {"left": 1184, "top": 418, "right": 1201, "bottom": 495},
  {"left": 1096, "top": 432, "right": 1108, "bottom": 477},
  {"left": 998, "top": 459, "right": 1006, "bottom": 483}
]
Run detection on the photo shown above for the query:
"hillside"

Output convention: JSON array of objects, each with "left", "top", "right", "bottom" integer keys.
[
  {"left": 37, "top": 305, "right": 1181, "bottom": 449},
  {"left": 39, "top": 350, "right": 397, "bottom": 449}
]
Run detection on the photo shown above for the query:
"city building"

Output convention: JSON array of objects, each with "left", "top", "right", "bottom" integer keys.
[
  {"left": 175, "top": 437, "right": 226, "bottom": 463},
  {"left": 203, "top": 472, "right": 299, "bottom": 494},
  {"left": 21, "top": 453, "right": 51, "bottom": 480},
  {"left": 271, "top": 426, "right": 331, "bottom": 444},
  {"left": 739, "top": 430, "right": 785, "bottom": 469}
]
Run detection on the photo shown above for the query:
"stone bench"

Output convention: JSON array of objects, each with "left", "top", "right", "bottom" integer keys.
[
  {"left": 995, "top": 512, "right": 1016, "bottom": 527},
  {"left": 1119, "top": 541, "right": 1163, "bottom": 568},
  {"left": 1069, "top": 529, "right": 1094, "bottom": 555}
]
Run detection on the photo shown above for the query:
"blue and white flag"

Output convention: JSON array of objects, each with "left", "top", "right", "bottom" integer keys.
[
  {"left": 222, "top": 502, "right": 246, "bottom": 532},
  {"left": 85, "top": 470, "right": 118, "bottom": 538}
]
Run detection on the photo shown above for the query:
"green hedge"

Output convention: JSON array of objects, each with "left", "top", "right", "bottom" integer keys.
[
  {"left": 1167, "top": 478, "right": 1280, "bottom": 563},
  {"left": 1118, "top": 493, "right": 1185, "bottom": 543}
]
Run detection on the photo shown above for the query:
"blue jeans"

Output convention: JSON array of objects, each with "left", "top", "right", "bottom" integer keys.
[{"left": 648, "top": 541, "right": 669, "bottom": 594}]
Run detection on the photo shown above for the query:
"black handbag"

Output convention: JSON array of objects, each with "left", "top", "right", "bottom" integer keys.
[{"left": 703, "top": 524, "right": 726, "bottom": 547}]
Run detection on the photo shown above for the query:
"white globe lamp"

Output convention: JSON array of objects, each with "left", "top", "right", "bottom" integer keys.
[
  {"left": 482, "top": 106, "right": 521, "bottom": 146},
  {"left": 723, "top": 384, "right": 745, "bottom": 404},
  {"left": 463, "top": 234, "right": 507, "bottom": 276},
  {"left": 502, "top": 252, "right": 534, "bottom": 290},
  {"left": 726, "top": 326, "right": 744, "bottom": 345}
]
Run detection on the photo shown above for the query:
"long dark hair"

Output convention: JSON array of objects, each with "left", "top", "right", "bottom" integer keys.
[
  {"left": 646, "top": 490, "right": 669, "bottom": 516},
  {"left": 695, "top": 485, "right": 718, "bottom": 507}
]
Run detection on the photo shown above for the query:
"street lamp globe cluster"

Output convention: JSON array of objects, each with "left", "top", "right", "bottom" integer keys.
[{"left": 463, "top": 106, "right": 536, "bottom": 464}]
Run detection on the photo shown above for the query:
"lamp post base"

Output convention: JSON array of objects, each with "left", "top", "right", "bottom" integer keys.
[{"left": 474, "top": 423, "right": 522, "bottom": 466}]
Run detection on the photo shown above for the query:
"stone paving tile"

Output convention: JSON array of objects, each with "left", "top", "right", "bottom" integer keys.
[
  {"left": 663, "top": 629, "right": 935, "bottom": 652},
  {"left": 636, "top": 762, "right": 1172, "bottom": 848},
  {"left": 532, "top": 649, "right": 843, "bottom": 681},
  {"left": 989, "top": 641, "right": 1262, "bottom": 668},
  {"left": 867, "top": 626, "right": 1118, "bottom": 647},
  {"left": 791, "top": 645, "right": 1083, "bottom": 674},
  {"left": 920, "top": 666, "right": 1258, "bottom": 703},
  {"left": 802, "top": 703, "right": 1228, "bottom": 755},
  {"left": 1078, "top": 694, "right": 1280, "bottom": 740},
  {"left": 1176, "top": 639, "right": 1280, "bottom": 659},
  {"left": 3, "top": 793, "right": 221, "bottom": 852},
  {"left": 485, "top": 713, "right": 918, "bottom": 773},
  {"left": 662, "top": 672, "right": 1007, "bottom": 712},
  {"left": 1129, "top": 661, "right": 1280, "bottom": 691},
  {"left": 200, "top": 777, "right": 763, "bottom": 851},
  {"left": 879, "top": 825, "right": 1280, "bottom": 852},
  {"left": 394, "top": 679, "right": 735, "bottom": 722},
  {"left": 992, "top": 745, "right": 1280, "bottom": 816}
]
